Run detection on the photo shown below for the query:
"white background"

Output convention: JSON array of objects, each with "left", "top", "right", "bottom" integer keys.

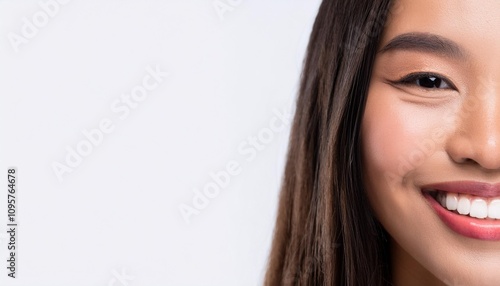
[{"left": 0, "top": 0, "right": 321, "bottom": 285}]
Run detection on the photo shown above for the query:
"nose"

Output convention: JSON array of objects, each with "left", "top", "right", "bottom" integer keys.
[{"left": 445, "top": 82, "right": 500, "bottom": 170}]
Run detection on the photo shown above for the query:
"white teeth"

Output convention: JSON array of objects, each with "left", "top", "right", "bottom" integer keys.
[
  {"left": 470, "top": 199, "right": 488, "bottom": 219},
  {"left": 438, "top": 192, "right": 500, "bottom": 220},
  {"left": 445, "top": 193, "right": 458, "bottom": 211},
  {"left": 488, "top": 200, "right": 500, "bottom": 219},
  {"left": 457, "top": 197, "right": 471, "bottom": 215}
]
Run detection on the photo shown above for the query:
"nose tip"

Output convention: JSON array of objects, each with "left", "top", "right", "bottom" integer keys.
[
  {"left": 444, "top": 75, "right": 500, "bottom": 171},
  {"left": 446, "top": 123, "right": 500, "bottom": 171}
]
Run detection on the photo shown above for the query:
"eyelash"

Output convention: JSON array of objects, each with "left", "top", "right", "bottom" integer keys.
[{"left": 393, "top": 72, "right": 457, "bottom": 90}]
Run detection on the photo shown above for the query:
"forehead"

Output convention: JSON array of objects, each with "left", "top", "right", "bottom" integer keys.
[{"left": 380, "top": 0, "right": 500, "bottom": 61}]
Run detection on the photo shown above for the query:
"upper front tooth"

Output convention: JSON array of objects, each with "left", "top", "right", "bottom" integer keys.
[
  {"left": 470, "top": 199, "right": 488, "bottom": 219},
  {"left": 446, "top": 193, "right": 458, "bottom": 211},
  {"left": 442, "top": 193, "right": 500, "bottom": 219},
  {"left": 488, "top": 199, "right": 500, "bottom": 219},
  {"left": 457, "top": 196, "right": 471, "bottom": 215}
]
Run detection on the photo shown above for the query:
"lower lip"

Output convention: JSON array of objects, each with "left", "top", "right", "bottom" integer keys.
[{"left": 424, "top": 192, "right": 500, "bottom": 240}]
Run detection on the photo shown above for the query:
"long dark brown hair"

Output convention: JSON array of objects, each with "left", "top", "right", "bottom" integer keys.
[{"left": 265, "top": 0, "right": 394, "bottom": 285}]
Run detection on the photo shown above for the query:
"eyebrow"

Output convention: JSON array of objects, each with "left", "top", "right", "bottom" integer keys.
[{"left": 378, "top": 32, "right": 467, "bottom": 59}]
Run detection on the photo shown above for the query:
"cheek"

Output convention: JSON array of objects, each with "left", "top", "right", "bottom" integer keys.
[
  {"left": 362, "top": 100, "right": 413, "bottom": 178},
  {"left": 361, "top": 92, "right": 411, "bottom": 219},
  {"left": 360, "top": 81, "right": 455, "bottom": 225},
  {"left": 361, "top": 83, "right": 449, "bottom": 187}
]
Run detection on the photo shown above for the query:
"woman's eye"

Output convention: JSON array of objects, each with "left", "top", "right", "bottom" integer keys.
[
  {"left": 396, "top": 73, "right": 455, "bottom": 90},
  {"left": 415, "top": 76, "right": 449, "bottom": 89}
]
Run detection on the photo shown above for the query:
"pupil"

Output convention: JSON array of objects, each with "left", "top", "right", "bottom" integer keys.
[{"left": 418, "top": 76, "right": 441, "bottom": 88}]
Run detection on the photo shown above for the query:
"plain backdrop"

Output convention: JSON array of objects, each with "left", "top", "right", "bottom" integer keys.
[{"left": 0, "top": 0, "right": 321, "bottom": 285}]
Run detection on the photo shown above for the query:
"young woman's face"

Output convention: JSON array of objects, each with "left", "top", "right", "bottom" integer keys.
[{"left": 362, "top": 0, "right": 500, "bottom": 285}]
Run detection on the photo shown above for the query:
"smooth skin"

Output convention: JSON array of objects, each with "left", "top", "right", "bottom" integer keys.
[{"left": 362, "top": 1, "right": 500, "bottom": 285}]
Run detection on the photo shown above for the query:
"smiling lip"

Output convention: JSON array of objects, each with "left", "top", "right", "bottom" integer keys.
[
  {"left": 422, "top": 181, "right": 500, "bottom": 241},
  {"left": 422, "top": 181, "right": 500, "bottom": 198}
]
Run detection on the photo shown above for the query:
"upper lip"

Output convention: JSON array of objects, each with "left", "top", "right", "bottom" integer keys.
[{"left": 422, "top": 181, "right": 500, "bottom": 198}]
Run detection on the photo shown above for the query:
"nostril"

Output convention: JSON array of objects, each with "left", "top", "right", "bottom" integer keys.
[
  {"left": 462, "top": 158, "right": 476, "bottom": 164},
  {"left": 446, "top": 137, "right": 500, "bottom": 170},
  {"left": 447, "top": 152, "right": 475, "bottom": 165}
]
